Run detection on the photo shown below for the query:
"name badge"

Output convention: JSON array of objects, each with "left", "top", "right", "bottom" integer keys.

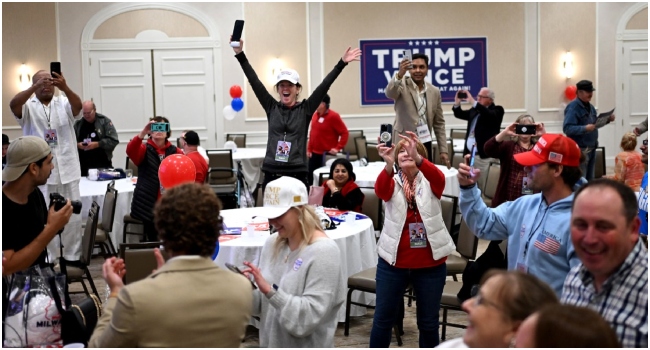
[
  {"left": 318, "top": 117, "right": 325, "bottom": 123},
  {"left": 521, "top": 176, "right": 533, "bottom": 195},
  {"left": 275, "top": 141, "right": 291, "bottom": 162},
  {"left": 416, "top": 123, "right": 432, "bottom": 143},
  {"left": 44, "top": 129, "right": 58, "bottom": 147},
  {"left": 408, "top": 223, "right": 427, "bottom": 248}
]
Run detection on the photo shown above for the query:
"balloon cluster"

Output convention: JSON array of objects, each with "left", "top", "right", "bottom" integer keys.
[
  {"left": 224, "top": 85, "right": 244, "bottom": 121},
  {"left": 158, "top": 154, "right": 196, "bottom": 189}
]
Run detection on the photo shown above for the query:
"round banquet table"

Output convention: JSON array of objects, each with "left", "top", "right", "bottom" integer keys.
[
  {"left": 313, "top": 161, "right": 460, "bottom": 197},
  {"left": 79, "top": 177, "right": 136, "bottom": 249},
  {"left": 215, "top": 207, "right": 378, "bottom": 323}
]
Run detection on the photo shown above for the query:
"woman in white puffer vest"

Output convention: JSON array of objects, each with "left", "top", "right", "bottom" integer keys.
[{"left": 369, "top": 131, "right": 455, "bottom": 348}]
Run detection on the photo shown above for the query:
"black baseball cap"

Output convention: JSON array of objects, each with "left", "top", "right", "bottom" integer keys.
[
  {"left": 183, "top": 131, "right": 200, "bottom": 146},
  {"left": 2, "top": 134, "right": 9, "bottom": 145}
]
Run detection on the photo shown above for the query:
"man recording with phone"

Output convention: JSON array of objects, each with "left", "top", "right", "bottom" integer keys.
[
  {"left": 386, "top": 53, "right": 449, "bottom": 166},
  {"left": 2, "top": 136, "right": 73, "bottom": 276},
  {"left": 453, "top": 87, "right": 504, "bottom": 191},
  {"left": 9, "top": 67, "right": 83, "bottom": 262},
  {"left": 74, "top": 101, "right": 119, "bottom": 176}
]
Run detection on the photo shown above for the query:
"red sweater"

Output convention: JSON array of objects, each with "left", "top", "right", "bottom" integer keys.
[
  {"left": 307, "top": 109, "right": 349, "bottom": 154},
  {"left": 126, "top": 136, "right": 183, "bottom": 199},
  {"left": 375, "top": 159, "right": 447, "bottom": 268},
  {"left": 185, "top": 151, "right": 208, "bottom": 184}
]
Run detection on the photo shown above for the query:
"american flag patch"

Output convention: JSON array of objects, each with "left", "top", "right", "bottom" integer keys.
[
  {"left": 548, "top": 152, "right": 563, "bottom": 163},
  {"left": 534, "top": 234, "right": 560, "bottom": 255}
]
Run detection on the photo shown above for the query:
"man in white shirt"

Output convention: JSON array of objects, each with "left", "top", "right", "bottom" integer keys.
[{"left": 9, "top": 69, "right": 83, "bottom": 261}]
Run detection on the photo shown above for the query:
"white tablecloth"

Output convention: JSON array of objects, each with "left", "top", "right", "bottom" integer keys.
[
  {"left": 215, "top": 207, "right": 378, "bottom": 322},
  {"left": 79, "top": 178, "right": 136, "bottom": 249},
  {"left": 313, "top": 161, "right": 460, "bottom": 197},
  {"left": 231, "top": 148, "right": 265, "bottom": 190}
]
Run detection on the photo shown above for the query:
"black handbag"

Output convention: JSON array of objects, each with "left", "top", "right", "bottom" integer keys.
[{"left": 48, "top": 261, "right": 103, "bottom": 346}]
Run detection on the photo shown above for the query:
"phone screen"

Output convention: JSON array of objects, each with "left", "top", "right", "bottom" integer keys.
[
  {"left": 151, "top": 123, "right": 170, "bottom": 133},
  {"left": 515, "top": 124, "right": 536, "bottom": 135},
  {"left": 458, "top": 91, "right": 468, "bottom": 99},
  {"left": 403, "top": 50, "right": 413, "bottom": 69},
  {"left": 380, "top": 124, "right": 392, "bottom": 148},
  {"left": 469, "top": 144, "right": 477, "bottom": 177},
  {"left": 225, "top": 263, "right": 257, "bottom": 289}
]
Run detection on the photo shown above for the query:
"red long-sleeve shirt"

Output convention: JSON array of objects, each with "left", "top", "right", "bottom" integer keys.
[
  {"left": 307, "top": 109, "right": 349, "bottom": 154},
  {"left": 126, "top": 136, "right": 183, "bottom": 199},
  {"left": 375, "top": 159, "right": 447, "bottom": 268}
]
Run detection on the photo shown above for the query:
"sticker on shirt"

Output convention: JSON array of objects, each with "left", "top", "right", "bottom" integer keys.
[
  {"left": 516, "top": 262, "right": 528, "bottom": 273},
  {"left": 534, "top": 231, "right": 561, "bottom": 255},
  {"left": 293, "top": 258, "right": 303, "bottom": 271},
  {"left": 90, "top": 132, "right": 96, "bottom": 138},
  {"left": 275, "top": 141, "right": 291, "bottom": 162},
  {"left": 519, "top": 224, "right": 526, "bottom": 238},
  {"left": 409, "top": 223, "right": 427, "bottom": 248},
  {"left": 521, "top": 176, "right": 533, "bottom": 195},
  {"left": 416, "top": 123, "right": 432, "bottom": 143},
  {"left": 44, "top": 129, "right": 58, "bottom": 147},
  {"left": 466, "top": 134, "right": 476, "bottom": 152},
  {"left": 318, "top": 117, "right": 325, "bottom": 123}
]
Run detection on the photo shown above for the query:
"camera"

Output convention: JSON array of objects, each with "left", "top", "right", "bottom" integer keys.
[
  {"left": 150, "top": 123, "right": 170, "bottom": 133},
  {"left": 50, "top": 193, "right": 82, "bottom": 214},
  {"left": 458, "top": 91, "right": 468, "bottom": 99}
]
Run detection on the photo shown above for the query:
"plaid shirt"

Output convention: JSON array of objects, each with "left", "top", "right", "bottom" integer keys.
[{"left": 561, "top": 240, "right": 648, "bottom": 348}]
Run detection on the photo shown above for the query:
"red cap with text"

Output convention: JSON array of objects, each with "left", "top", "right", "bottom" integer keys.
[{"left": 513, "top": 134, "right": 581, "bottom": 167}]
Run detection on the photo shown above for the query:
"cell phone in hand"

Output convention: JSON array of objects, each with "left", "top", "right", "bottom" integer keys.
[
  {"left": 230, "top": 20, "right": 245, "bottom": 47},
  {"left": 644, "top": 139, "right": 648, "bottom": 146},
  {"left": 468, "top": 144, "right": 477, "bottom": 178},
  {"left": 225, "top": 263, "right": 257, "bottom": 289},
  {"left": 403, "top": 49, "right": 413, "bottom": 69},
  {"left": 380, "top": 124, "right": 393, "bottom": 148},
  {"left": 515, "top": 124, "right": 537, "bottom": 135},
  {"left": 457, "top": 91, "right": 468, "bottom": 99},
  {"left": 50, "top": 62, "right": 61, "bottom": 77},
  {"left": 150, "top": 122, "right": 170, "bottom": 133}
]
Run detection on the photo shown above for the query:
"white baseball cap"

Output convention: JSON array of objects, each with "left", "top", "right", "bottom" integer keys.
[
  {"left": 274, "top": 68, "right": 300, "bottom": 85},
  {"left": 263, "top": 176, "right": 308, "bottom": 219}
]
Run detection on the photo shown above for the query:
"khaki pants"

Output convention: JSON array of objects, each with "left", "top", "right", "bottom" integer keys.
[{"left": 473, "top": 156, "right": 495, "bottom": 192}]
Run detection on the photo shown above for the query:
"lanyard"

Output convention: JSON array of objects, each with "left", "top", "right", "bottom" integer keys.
[{"left": 41, "top": 102, "right": 52, "bottom": 129}]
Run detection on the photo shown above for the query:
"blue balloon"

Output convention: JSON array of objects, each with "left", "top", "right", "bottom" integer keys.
[
  {"left": 211, "top": 240, "right": 220, "bottom": 260},
  {"left": 231, "top": 98, "right": 244, "bottom": 112}
]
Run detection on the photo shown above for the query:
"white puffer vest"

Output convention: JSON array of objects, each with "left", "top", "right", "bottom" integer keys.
[{"left": 377, "top": 172, "right": 456, "bottom": 265}]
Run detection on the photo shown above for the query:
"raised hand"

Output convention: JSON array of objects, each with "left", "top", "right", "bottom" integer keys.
[
  {"left": 457, "top": 154, "right": 481, "bottom": 187},
  {"left": 242, "top": 260, "right": 271, "bottom": 294},
  {"left": 342, "top": 47, "right": 362, "bottom": 63},
  {"left": 51, "top": 72, "right": 70, "bottom": 91},
  {"left": 230, "top": 35, "right": 244, "bottom": 55},
  {"left": 535, "top": 122, "right": 547, "bottom": 137},
  {"left": 397, "top": 131, "right": 422, "bottom": 164},
  {"left": 102, "top": 257, "right": 126, "bottom": 293},
  {"left": 397, "top": 58, "right": 410, "bottom": 80},
  {"left": 377, "top": 137, "right": 395, "bottom": 173}
]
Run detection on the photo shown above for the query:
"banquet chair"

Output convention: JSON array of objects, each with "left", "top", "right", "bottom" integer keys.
[
  {"left": 253, "top": 182, "right": 264, "bottom": 207},
  {"left": 481, "top": 162, "right": 500, "bottom": 207},
  {"left": 226, "top": 133, "right": 247, "bottom": 148},
  {"left": 354, "top": 136, "right": 368, "bottom": 160},
  {"left": 206, "top": 149, "right": 239, "bottom": 209},
  {"left": 440, "top": 194, "right": 458, "bottom": 234},
  {"left": 57, "top": 202, "right": 101, "bottom": 299},
  {"left": 94, "top": 181, "right": 118, "bottom": 257},
  {"left": 366, "top": 142, "right": 382, "bottom": 163},
  {"left": 431, "top": 143, "right": 439, "bottom": 165},
  {"left": 359, "top": 187, "right": 383, "bottom": 233},
  {"left": 342, "top": 130, "right": 364, "bottom": 161},
  {"left": 445, "top": 219, "right": 479, "bottom": 281},
  {"left": 439, "top": 280, "right": 466, "bottom": 340},
  {"left": 450, "top": 128, "right": 467, "bottom": 141},
  {"left": 318, "top": 173, "right": 329, "bottom": 186},
  {"left": 344, "top": 267, "right": 404, "bottom": 346},
  {"left": 595, "top": 147, "right": 606, "bottom": 178},
  {"left": 125, "top": 156, "right": 138, "bottom": 177},
  {"left": 119, "top": 242, "right": 168, "bottom": 285}
]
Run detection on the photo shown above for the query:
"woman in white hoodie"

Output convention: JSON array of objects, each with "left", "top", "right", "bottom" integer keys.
[{"left": 370, "top": 131, "right": 455, "bottom": 347}]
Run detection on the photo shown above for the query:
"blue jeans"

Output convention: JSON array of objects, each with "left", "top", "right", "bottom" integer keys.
[
  {"left": 579, "top": 147, "right": 596, "bottom": 181},
  {"left": 369, "top": 258, "right": 446, "bottom": 348}
]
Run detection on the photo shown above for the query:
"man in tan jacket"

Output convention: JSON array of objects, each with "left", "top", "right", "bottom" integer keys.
[
  {"left": 89, "top": 183, "right": 253, "bottom": 347},
  {"left": 385, "top": 53, "right": 449, "bottom": 166}
]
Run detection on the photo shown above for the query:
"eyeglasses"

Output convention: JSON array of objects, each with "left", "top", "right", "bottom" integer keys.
[
  {"left": 477, "top": 95, "right": 490, "bottom": 99},
  {"left": 470, "top": 285, "right": 503, "bottom": 311}
]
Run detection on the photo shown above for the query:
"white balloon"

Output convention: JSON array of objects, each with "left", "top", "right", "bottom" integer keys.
[
  {"left": 223, "top": 140, "right": 238, "bottom": 152},
  {"left": 223, "top": 105, "right": 237, "bottom": 120}
]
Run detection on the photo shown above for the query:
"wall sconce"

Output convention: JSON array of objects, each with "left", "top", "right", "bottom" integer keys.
[
  {"left": 19, "top": 64, "right": 31, "bottom": 90},
  {"left": 270, "top": 58, "right": 283, "bottom": 81},
  {"left": 563, "top": 52, "right": 574, "bottom": 79}
]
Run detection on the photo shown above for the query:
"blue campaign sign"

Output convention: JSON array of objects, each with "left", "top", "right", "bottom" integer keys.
[{"left": 360, "top": 37, "right": 488, "bottom": 106}]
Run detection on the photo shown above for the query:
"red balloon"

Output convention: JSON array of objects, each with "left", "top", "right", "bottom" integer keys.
[
  {"left": 158, "top": 154, "right": 196, "bottom": 189},
  {"left": 565, "top": 85, "right": 577, "bottom": 100},
  {"left": 229, "top": 85, "right": 243, "bottom": 98}
]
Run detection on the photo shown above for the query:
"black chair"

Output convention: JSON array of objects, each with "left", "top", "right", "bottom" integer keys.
[
  {"left": 342, "top": 130, "right": 364, "bottom": 161},
  {"left": 119, "top": 242, "right": 168, "bottom": 285},
  {"left": 125, "top": 156, "right": 138, "bottom": 177},
  {"left": 359, "top": 187, "right": 383, "bottom": 233},
  {"left": 595, "top": 147, "right": 606, "bottom": 178},
  {"left": 354, "top": 136, "right": 368, "bottom": 160},
  {"left": 446, "top": 219, "right": 480, "bottom": 281},
  {"left": 57, "top": 202, "right": 101, "bottom": 299},
  {"left": 318, "top": 173, "right": 330, "bottom": 186},
  {"left": 94, "top": 181, "right": 118, "bottom": 257},
  {"left": 366, "top": 142, "right": 382, "bottom": 163},
  {"left": 206, "top": 149, "right": 239, "bottom": 208}
]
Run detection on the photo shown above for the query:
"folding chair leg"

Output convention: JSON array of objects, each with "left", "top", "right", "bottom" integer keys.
[
  {"left": 441, "top": 307, "right": 448, "bottom": 341},
  {"left": 106, "top": 234, "right": 117, "bottom": 256},
  {"left": 394, "top": 324, "right": 403, "bottom": 346},
  {"left": 85, "top": 267, "right": 101, "bottom": 299},
  {"left": 79, "top": 279, "right": 90, "bottom": 296},
  {"left": 344, "top": 288, "right": 354, "bottom": 336}
]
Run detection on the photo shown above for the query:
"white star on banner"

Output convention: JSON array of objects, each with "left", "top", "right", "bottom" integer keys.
[
  {"left": 415, "top": 40, "right": 420, "bottom": 45},
  {"left": 434, "top": 40, "right": 439, "bottom": 45},
  {"left": 408, "top": 41, "right": 413, "bottom": 46},
  {"left": 428, "top": 40, "right": 433, "bottom": 45}
]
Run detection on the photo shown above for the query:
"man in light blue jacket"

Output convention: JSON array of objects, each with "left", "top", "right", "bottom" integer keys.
[{"left": 457, "top": 134, "right": 584, "bottom": 296}]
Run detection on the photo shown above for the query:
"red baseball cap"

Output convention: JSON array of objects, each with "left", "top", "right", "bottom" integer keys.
[{"left": 514, "top": 134, "right": 581, "bottom": 167}]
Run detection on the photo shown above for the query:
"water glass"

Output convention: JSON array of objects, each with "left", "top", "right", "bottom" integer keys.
[{"left": 126, "top": 169, "right": 133, "bottom": 178}]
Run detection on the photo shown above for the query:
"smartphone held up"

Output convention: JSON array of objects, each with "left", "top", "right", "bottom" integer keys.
[
  {"left": 230, "top": 20, "right": 245, "bottom": 48},
  {"left": 468, "top": 144, "right": 477, "bottom": 178},
  {"left": 403, "top": 50, "right": 413, "bottom": 69},
  {"left": 380, "top": 124, "right": 393, "bottom": 148},
  {"left": 515, "top": 124, "right": 537, "bottom": 135},
  {"left": 50, "top": 62, "right": 61, "bottom": 77}
]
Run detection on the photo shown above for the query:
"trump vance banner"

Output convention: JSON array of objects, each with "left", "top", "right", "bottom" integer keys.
[{"left": 359, "top": 37, "right": 488, "bottom": 106}]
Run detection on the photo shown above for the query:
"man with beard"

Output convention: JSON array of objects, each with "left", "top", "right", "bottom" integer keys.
[
  {"left": 385, "top": 53, "right": 449, "bottom": 166},
  {"left": 457, "top": 134, "right": 584, "bottom": 296}
]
